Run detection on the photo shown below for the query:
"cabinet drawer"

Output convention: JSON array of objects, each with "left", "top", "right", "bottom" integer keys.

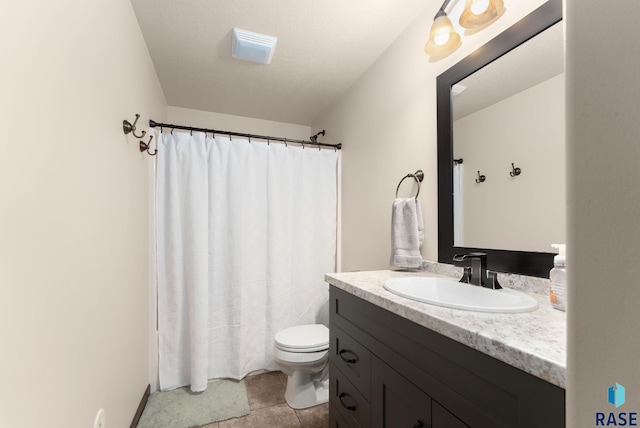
[
  {"left": 329, "top": 402, "right": 353, "bottom": 428},
  {"left": 330, "top": 324, "right": 371, "bottom": 398},
  {"left": 331, "top": 364, "right": 371, "bottom": 428}
]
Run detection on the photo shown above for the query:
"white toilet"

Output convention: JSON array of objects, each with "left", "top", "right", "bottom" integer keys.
[{"left": 273, "top": 324, "right": 330, "bottom": 409}]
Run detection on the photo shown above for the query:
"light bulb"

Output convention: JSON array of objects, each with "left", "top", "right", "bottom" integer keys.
[
  {"left": 471, "top": 0, "right": 490, "bottom": 15},
  {"left": 424, "top": 13, "right": 461, "bottom": 57},
  {"left": 434, "top": 33, "right": 450, "bottom": 46},
  {"left": 459, "top": 0, "right": 504, "bottom": 29}
]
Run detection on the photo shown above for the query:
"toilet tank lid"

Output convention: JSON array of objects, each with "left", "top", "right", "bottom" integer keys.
[{"left": 275, "top": 324, "right": 329, "bottom": 350}]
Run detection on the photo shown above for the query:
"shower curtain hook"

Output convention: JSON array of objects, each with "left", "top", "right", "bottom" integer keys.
[
  {"left": 284, "top": 138, "right": 288, "bottom": 147},
  {"left": 267, "top": 137, "right": 270, "bottom": 146}
]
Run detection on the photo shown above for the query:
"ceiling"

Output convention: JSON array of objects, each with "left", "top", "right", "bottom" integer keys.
[{"left": 131, "top": 0, "right": 431, "bottom": 126}]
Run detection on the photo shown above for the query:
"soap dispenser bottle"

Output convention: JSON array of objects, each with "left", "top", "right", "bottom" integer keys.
[{"left": 549, "top": 244, "right": 566, "bottom": 311}]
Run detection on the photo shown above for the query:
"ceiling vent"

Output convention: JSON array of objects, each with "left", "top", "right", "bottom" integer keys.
[{"left": 232, "top": 28, "right": 278, "bottom": 64}]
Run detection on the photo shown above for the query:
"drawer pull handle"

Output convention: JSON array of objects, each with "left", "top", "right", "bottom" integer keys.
[
  {"left": 413, "top": 422, "right": 424, "bottom": 428},
  {"left": 338, "top": 392, "right": 358, "bottom": 411},
  {"left": 338, "top": 349, "right": 358, "bottom": 364}
]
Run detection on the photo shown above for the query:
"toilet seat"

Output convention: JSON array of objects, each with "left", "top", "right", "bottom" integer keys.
[
  {"left": 273, "top": 347, "right": 328, "bottom": 364},
  {"left": 274, "top": 324, "right": 329, "bottom": 353}
]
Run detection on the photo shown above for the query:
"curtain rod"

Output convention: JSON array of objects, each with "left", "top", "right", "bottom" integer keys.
[{"left": 149, "top": 120, "right": 342, "bottom": 150}]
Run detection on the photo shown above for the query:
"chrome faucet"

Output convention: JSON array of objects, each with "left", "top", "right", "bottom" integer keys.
[{"left": 453, "top": 252, "right": 488, "bottom": 288}]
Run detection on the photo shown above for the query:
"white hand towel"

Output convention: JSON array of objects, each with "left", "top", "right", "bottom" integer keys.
[{"left": 390, "top": 198, "right": 424, "bottom": 269}]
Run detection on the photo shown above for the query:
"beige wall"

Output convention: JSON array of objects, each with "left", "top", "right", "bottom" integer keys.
[
  {"left": 314, "top": 0, "right": 547, "bottom": 272},
  {"left": 0, "top": 1, "right": 166, "bottom": 427},
  {"left": 566, "top": 0, "right": 640, "bottom": 425},
  {"left": 167, "top": 106, "right": 311, "bottom": 140}
]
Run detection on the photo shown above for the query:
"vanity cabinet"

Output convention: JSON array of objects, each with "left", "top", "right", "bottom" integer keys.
[{"left": 329, "top": 286, "right": 565, "bottom": 427}]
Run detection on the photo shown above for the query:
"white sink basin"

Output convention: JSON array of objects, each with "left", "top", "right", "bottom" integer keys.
[{"left": 383, "top": 276, "right": 539, "bottom": 313}]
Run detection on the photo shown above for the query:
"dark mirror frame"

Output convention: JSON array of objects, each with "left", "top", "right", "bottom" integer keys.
[{"left": 437, "top": 0, "right": 562, "bottom": 278}]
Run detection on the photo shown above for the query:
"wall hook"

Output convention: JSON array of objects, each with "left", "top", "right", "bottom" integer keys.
[
  {"left": 310, "top": 129, "right": 325, "bottom": 143},
  {"left": 510, "top": 163, "right": 522, "bottom": 177},
  {"left": 139, "top": 135, "right": 157, "bottom": 156},
  {"left": 475, "top": 171, "right": 486, "bottom": 183},
  {"left": 123, "top": 114, "right": 146, "bottom": 139}
]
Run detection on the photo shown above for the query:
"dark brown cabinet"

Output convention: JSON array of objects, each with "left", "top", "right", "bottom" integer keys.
[
  {"left": 371, "top": 356, "right": 432, "bottom": 428},
  {"left": 329, "top": 286, "right": 565, "bottom": 428}
]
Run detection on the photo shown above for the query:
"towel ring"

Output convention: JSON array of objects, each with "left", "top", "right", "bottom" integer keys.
[{"left": 395, "top": 170, "right": 424, "bottom": 199}]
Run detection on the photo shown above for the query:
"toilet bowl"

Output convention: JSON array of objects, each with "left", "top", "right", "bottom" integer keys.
[{"left": 273, "top": 324, "right": 329, "bottom": 409}]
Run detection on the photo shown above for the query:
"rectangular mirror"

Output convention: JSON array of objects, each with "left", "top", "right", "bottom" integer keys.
[{"left": 437, "top": 0, "right": 563, "bottom": 277}]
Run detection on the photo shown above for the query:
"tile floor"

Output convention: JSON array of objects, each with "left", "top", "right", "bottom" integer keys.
[{"left": 200, "top": 371, "right": 329, "bottom": 428}]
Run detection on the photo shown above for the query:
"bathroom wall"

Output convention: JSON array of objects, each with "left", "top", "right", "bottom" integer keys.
[
  {"left": 566, "top": 0, "right": 640, "bottom": 425},
  {"left": 0, "top": 1, "right": 166, "bottom": 427},
  {"left": 313, "top": 0, "right": 547, "bottom": 272},
  {"left": 454, "top": 74, "right": 565, "bottom": 253},
  {"left": 167, "top": 106, "right": 311, "bottom": 140}
]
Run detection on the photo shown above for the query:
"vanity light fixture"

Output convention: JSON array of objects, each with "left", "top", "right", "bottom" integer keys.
[
  {"left": 424, "top": 1, "right": 461, "bottom": 57},
  {"left": 459, "top": 0, "right": 505, "bottom": 29},
  {"left": 425, "top": 0, "right": 505, "bottom": 58}
]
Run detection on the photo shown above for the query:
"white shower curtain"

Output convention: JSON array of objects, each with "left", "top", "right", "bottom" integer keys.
[{"left": 155, "top": 130, "right": 339, "bottom": 392}]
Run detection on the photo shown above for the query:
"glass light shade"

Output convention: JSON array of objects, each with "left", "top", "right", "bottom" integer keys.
[
  {"left": 459, "top": 0, "right": 504, "bottom": 29},
  {"left": 424, "top": 14, "right": 461, "bottom": 57}
]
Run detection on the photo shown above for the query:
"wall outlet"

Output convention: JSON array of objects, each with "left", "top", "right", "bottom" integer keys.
[{"left": 93, "top": 408, "right": 105, "bottom": 428}]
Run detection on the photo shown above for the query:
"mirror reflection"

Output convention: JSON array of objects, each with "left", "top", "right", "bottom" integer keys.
[{"left": 452, "top": 22, "right": 565, "bottom": 253}]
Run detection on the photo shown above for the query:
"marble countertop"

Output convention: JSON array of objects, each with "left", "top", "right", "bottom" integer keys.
[{"left": 325, "top": 269, "right": 567, "bottom": 389}]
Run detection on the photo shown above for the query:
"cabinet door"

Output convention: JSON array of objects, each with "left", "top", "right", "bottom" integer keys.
[
  {"left": 432, "top": 401, "right": 469, "bottom": 428},
  {"left": 371, "top": 356, "right": 431, "bottom": 428}
]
